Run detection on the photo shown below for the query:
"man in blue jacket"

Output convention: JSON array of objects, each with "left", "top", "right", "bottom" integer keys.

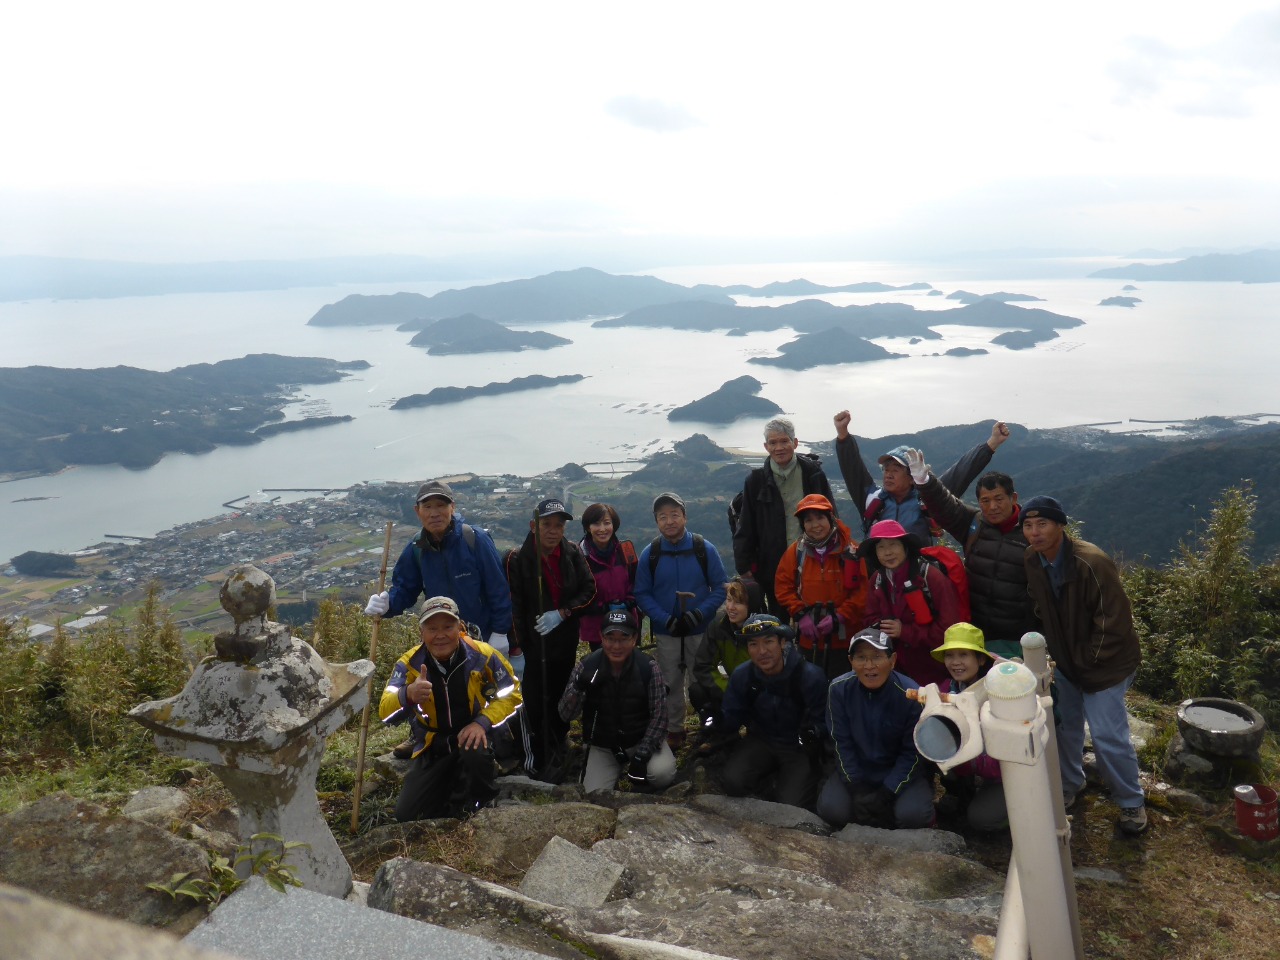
[
  {"left": 817, "top": 627, "right": 933, "bottom": 829},
  {"left": 718, "top": 613, "right": 829, "bottom": 809},
  {"left": 365, "top": 481, "right": 514, "bottom": 657},
  {"left": 634, "top": 492, "right": 728, "bottom": 749}
]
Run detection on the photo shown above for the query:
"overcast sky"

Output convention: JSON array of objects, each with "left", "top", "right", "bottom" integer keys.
[{"left": 3, "top": 1, "right": 1278, "bottom": 265}]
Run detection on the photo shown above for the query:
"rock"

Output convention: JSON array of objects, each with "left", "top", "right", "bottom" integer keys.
[
  {"left": 496, "top": 773, "right": 559, "bottom": 801},
  {"left": 182, "top": 824, "right": 240, "bottom": 859},
  {"left": 191, "top": 874, "right": 557, "bottom": 960},
  {"left": 690, "top": 795, "right": 832, "bottom": 835},
  {"left": 1157, "top": 786, "right": 1215, "bottom": 816},
  {"left": 371, "top": 752, "right": 413, "bottom": 781},
  {"left": 0, "top": 793, "right": 208, "bottom": 929},
  {"left": 833, "top": 822, "right": 967, "bottom": 856},
  {"left": 1075, "top": 867, "right": 1126, "bottom": 885},
  {"left": 1127, "top": 717, "right": 1157, "bottom": 751},
  {"left": 613, "top": 803, "right": 996, "bottom": 903},
  {"left": 1164, "top": 731, "right": 1217, "bottom": 782},
  {"left": 0, "top": 881, "right": 228, "bottom": 960},
  {"left": 465, "top": 802, "right": 618, "bottom": 882},
  {"left": 520, "top": 835, "right": 626, "bottom": 908},
  {"left": 369, "top": 858, "right": 586, "bottom": 959},
  {"left": 122, "top": 786, "right": 193, "bottom": 827}
]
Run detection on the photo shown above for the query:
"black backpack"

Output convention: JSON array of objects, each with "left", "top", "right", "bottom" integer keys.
[{"left": 647, "top": 534, "right": 711, "bottom": 586}]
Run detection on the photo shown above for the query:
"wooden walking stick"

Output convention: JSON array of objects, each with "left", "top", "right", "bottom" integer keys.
[{"left": 350, "top": 521, "right": 395, "bottom": 834}]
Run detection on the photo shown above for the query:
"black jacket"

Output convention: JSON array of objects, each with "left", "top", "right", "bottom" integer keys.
[
  {"left": 732, "top": 453, "right": 835, "bottom": 594},
  {"left": 506, "top": 533, "right": 595, "bottom": 663}
]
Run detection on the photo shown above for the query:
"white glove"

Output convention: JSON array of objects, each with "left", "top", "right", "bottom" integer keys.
[
  {"left": 488, "top": 632, "right": 510, "bottom": 655},
  {"left": 535, "top": 609, "right": 564, "bottom": 635},
  {"left": 904, "top": 448, "right": 930, "bottom": 485},
  {"left": 364, "top": 591, "right": 390, "bottom": 617},
  {"left": 508, "top": 653, "right": 526, "bottom": 680}
]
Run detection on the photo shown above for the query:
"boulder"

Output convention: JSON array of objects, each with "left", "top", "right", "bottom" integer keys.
[
  {"left": 0, "top": 793, "right": 207, "bottom": 929},
  {"left": 122, "top": 786, "right": 193, "bottom": 827},
  {"left": 689, "top": 795, "right": 832, "bottom": 835},
  {"left": 519, "top": 835, "right": 626, "bottom": 908},
  {"left": 833, "top": 822, "right": 967, "bottom": 856},
  {"left": 465, "top": 802, "right": 618, "bottom": 882}
]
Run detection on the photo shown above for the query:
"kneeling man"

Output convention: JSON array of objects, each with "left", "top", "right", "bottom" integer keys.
[
  {"left": 559, "top": 609, "right": 677, "bottom": 792},
  {"left": 380, "top": 596, "right": 521, "bottom": 821},
  {"left": 817, "top": 627, "right": 933, "bottom": 829},
  {"left": 719, "top": 613, "right": 829, "bottom": 809}
]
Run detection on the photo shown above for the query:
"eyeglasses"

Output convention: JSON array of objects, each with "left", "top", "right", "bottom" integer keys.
[
  {"left": 601, "top": 633, "right": 636, "bottom": 644},
  {"left": 851, "top": 653, "right": 889, "bottom": 666}
]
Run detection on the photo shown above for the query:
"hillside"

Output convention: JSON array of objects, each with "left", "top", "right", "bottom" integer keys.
[
  {"left": 667, "top": 376, "right": 784, "bottom": 424},
  {"left": 748, "top": 327, "right": 905, "bottom": 369},
  {"left": 1089, "top": 249, "right": 1280, "bottom": 283},
  {"left": 405, "top": 314, "right": 571, "bottom": 354},
  {"left": 391, "top": 374, "right": 586, "bottom": 410},
  {"left": 0, "top": 354, "right": 369, "bottom": 477}
]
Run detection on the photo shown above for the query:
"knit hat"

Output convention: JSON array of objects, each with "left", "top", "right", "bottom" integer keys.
[
  {"left": 1021, "top": 496, "right": 1068, "bottom": 526},
  {"left": 931, "top": 622, "right": 990, "bottom": 662}
]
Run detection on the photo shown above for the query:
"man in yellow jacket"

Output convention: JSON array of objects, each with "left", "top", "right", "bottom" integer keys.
[{"left": 380, "top": 595, "right": 521, "bottom": 821}]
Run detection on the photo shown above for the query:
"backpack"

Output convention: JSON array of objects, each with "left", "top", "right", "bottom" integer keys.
[
  {"left": 793, "top": 541, "right": 863, "bottom": 598},
  {"left": 647, "top": 534, "right": 711, "bottom": 586},
  {"left": 871, "top": 547, "right": 971, "bottom": 624},
  {"left": 863, "top": 490, "right": 945, "bottom": 542},
  {"left": 727, "top": 490, "right": 744, "bottom": 539}
]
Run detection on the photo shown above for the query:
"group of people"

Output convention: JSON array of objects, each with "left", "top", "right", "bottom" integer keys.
[{"left": 367, "top": 411, "right": 1148, "bottom": 837}]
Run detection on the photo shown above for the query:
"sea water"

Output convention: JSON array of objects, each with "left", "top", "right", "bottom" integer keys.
[{"left": 2, "top": 258, "right": 1278, "bottom": 558}]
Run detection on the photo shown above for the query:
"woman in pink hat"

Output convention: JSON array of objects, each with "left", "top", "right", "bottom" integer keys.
[{"left": 857, "top": 519, "right": 960, "bottom": 686}]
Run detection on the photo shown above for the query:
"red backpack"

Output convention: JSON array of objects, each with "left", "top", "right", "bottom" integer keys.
[{"left": 874, "top": 546, "right": 971, "bottom": 625}]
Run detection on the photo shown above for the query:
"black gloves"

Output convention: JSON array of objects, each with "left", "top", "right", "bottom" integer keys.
[
  {"left": 851, "top": 784, "right": 896, "bottom": 828},
  {"left": 664, "top": 615, "right": 684, "bottom": 636},
  {"left": 680, "top": 609, "right": 704, "bottom": 635},
  {"left": 626, "top": 752, "right": 650, "bottom": 787}
]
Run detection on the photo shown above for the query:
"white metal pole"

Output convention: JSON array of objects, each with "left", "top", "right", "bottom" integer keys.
[{"left": 992, "top": 858, "right": 1029, "bottom": 960}]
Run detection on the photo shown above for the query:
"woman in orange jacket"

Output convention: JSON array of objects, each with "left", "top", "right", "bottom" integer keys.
[{"left": 773, "top": 494, "right": 867, "bottom": 679}]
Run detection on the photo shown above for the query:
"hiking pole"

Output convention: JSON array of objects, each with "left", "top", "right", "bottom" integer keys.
[
  {"left": 350, "top": 521, "right": 394, "bottom": 834},
  {"left": 533, "top": 506, "right": 552, "bottom": 778}
]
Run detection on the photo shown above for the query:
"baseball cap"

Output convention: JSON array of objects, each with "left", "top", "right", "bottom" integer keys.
[
  {"left": 601, "top": 609, "right": 639, "bottom": 636},
  {"left": 849, "top": 626, "right": 893, "bottom": 655},
  {"left": 878, "top": 445, "right": 912, "bottom": 468},
  {"left": 652, "top": 492, "right": 685, "bottom": 514},
  {"left": 535, "top": 498, "right": 573, "bottom": 520},
  {"left": 415, "top": 480, "right": 455, "bottom": 504},
  {"left": 418, "top": 596, "right": 461, "bottom": 625}
]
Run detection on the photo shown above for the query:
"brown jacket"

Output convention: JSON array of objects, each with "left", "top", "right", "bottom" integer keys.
[{"left": 1023, "top": 536, "right": 1140, "bottom": 692}]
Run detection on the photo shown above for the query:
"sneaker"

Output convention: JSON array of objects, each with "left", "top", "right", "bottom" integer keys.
[
  {"left": 1118, "top": 804, "right": 1148, "bottom": 835},
  {"left": 392, "top": 738, "right": 414, "bottom": 760},
  {"left": 1062, "top": 786, "right": 1082, "bottom": 810}
]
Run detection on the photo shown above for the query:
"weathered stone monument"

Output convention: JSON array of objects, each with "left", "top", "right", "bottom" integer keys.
[{"left": 130, "top": 564, "right": 374, "bottom": 898}]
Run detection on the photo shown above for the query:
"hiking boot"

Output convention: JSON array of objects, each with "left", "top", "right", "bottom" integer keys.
[
  {"left": 1062, "top": 785, "right": 1082, "bottom": 810},
  {"left": 1118, "top": 804, "right": 1148, "bottom": 835},
  {"left": 392, "top": 738, "right": 414, "bottom": 760}
]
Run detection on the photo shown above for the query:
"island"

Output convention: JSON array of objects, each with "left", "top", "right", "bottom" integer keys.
[
  {"left": 1099, "top": 296, "right": 1142, "bottom": 308},
  {"left": 708, "top": 279, "right": 932, "bottom": 296},
  {"left": 391, "top": 374, "right": 586, "bottom": 410},
  {"left": 945, "top": 291, "right": 1045, "bottom": 304},
  {"left": 406, "top": 314, "right": 571, "bottom": 354},
  {"left": 943, "top": 347, "right": 989, "bottom": 357},
  {"left": 254, "top": 415, "right": 354, "bottom": 438},
  {"left": 0, "top": 354, "right": 370, "bottom": 479},
  {"left": 748, "top": 327, "right": 905, "bottom": 369},
  {"left": 667, "top": 376, "right": 783, "bottom": 424},
  {"left": 990, "top": 330, "right": 1058, "bottom": 350},
  {"left": 1088, "top": 249, "right": 1280, "bottom": 283}
]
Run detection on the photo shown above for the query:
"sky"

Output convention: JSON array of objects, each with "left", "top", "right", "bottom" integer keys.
[{"left": 2, "top": 1, "right": 1279, "bottom": 266}]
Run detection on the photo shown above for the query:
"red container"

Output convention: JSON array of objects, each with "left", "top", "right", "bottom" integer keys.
[{"left": 1234, "top": 784, "right": 1279, "bottom": 841}]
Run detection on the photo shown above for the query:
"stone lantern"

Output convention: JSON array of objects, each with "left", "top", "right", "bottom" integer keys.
[{"left": 130, "top": 565, "right": 374, "bottom": 898}]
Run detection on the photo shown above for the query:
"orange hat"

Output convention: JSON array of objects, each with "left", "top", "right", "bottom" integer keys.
[{"left": 794, "top": 493, "right": 835, "bottom": 517}]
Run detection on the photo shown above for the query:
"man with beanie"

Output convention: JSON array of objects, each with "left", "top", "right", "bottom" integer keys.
[
  {"left": 635, "top": 492, "right": 728, "bottom": 750},
  {"left": 1021, "top": 495, "right": 1148, "bottom": 835},
  {"left": 732, "top": 417, "right": 837, "bottom": 612}
]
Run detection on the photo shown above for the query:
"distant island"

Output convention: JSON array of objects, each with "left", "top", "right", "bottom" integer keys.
[
  {"left": 0, "top": 254, "right": 471, "bottom": 302},
  {"left": 668, "top": 376, "right": 783, "bottom": 424},
  {"left": 990, "top": 330, "right": 1058, "bottom": 350},
  {"left": 1089, "top": 249, "right": 1280, "bottom": 283},
  {"left": 748, "top": 327, "right": 904, "bottom": 369},
  {"left": 1099, "top": 296, "right": 1141, "bottom": 308},
  {"left": 0, "top": 354, "right": 369, "bottom": 478},
  {"left": 945, "top": 290, "right": 1045, "bottom": 304},
  {"left": 406, "top": 314, "right": 571, "bottom": 354},
  {"left": 308, "top": 268, "right": 934, "bottom": 329},
  {"left": 942, "top": 347, "right": 989, "bottom": 357},
  {"left": 392, "top": 374, "right": 586, "bottom": 410}
]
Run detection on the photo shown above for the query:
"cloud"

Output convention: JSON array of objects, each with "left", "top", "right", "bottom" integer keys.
[{"left": 604, "top": 95, "right": 705, "bottom": 133}]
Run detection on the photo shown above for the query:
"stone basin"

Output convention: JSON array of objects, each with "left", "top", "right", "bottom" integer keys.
[{"left": 1176, "top": 698, "right": 1267, "bottom": 757}]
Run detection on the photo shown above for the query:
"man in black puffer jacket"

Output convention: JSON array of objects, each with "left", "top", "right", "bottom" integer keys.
[{"left": 905, "top": 449, "right": 1037, "bottom": 660}]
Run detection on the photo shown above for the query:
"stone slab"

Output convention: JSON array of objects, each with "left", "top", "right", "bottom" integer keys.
[
  {"left": 122, "top": 786, "right": 193, "bottom": 826},
  {"left": 689, "top": 794, "right": 832, "bottom": 834},
  {"left": 185, "top": 876, "right": 551, "bottom": 960},
  {"left": 832, "top": 821, "right": 967, "bottom": 856},
  {"left": 519, "top": 834, "right": 625, "bottom": 908}
]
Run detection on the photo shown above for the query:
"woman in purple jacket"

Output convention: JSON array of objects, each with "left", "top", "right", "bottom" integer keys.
[{"left": 578, "top": 503, "right": 639, "bottom": 650}]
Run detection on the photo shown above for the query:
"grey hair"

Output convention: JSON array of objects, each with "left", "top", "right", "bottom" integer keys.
[{"left": 763, "top": 418, "right": 796, "bottom": 441}]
